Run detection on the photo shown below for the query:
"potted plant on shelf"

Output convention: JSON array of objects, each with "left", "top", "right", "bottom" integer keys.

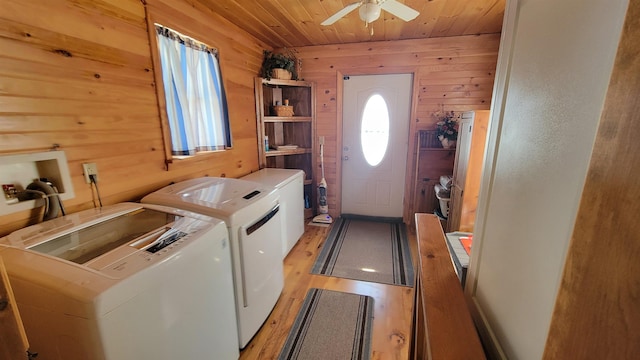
[
  {"left": 260, "top": 50, "right": 298, "bottom": 80},
  {"left": 436, "top": 111, "right": 459, "bottom": 148}
]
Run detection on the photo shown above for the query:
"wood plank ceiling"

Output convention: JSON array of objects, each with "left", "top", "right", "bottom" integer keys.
[{"left": 196, "top": 0, "right": 506, "bottom": 48}]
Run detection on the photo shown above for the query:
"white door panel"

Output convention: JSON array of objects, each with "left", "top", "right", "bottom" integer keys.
[{"left": 341, "top": 74, "right": 412, "bottom": 217}]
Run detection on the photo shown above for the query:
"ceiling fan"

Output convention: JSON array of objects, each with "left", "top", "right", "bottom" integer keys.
[{"left": 321, "top": 0, "right": 420, "bottom": 29}]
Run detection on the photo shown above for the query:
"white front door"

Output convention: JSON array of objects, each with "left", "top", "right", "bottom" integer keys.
[{"left": 341, "top": 74, "right": 412, "bottom": 217}]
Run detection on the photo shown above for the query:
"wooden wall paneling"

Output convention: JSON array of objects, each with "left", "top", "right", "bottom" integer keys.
[
  {"left": 543, "top": 1, "right": 640, "bottom": 357},
  {"left": 0, "top": 58, "right": 153, "bottom": 90},
  {"left": 0, "top": 98, "right": 158, "bottom": 117},
  {"left": 143, "top": 3, "right": 172, "bottom": 163},
  {"left": 54, "top": 138, "right": 165, "bottom": 162},
  {"left": 294, "top": 34, "right": 499, "bottom": 222},
  {"left": 0, "top": 0, "right": 267, "bottom": 236},
  {"left": 1, "top": 0, "right": 149, "bottom": 58},
  {"left": 0, "top": 0, "right": 498, "bottom": 234},
  {"left": 292, "top": 33, "right": 501, "bottom": 59},
  {"left": 0, "top": 75, "right": 157, "bottom": 105},
  {"left": 0, "top": 129, "right": 160, "bottom": 154}
]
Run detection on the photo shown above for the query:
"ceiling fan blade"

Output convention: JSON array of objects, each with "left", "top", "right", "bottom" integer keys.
[
  {"left": 379, "top": 0, "right": 420, "bottom": 22},
  {"left": 321, "top": 1, "right": 363, "bottom": 26}
]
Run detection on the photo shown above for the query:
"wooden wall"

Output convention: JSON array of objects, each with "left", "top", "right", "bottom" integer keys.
[
  {"left": 0, "top": 0, "right": 268, "bottom": 236},
  {"left": 0, "top": 0, "right": 499, "bottom": 234},
  {"left": 292, "top": 34, "right": 500, "bottom": 221}
]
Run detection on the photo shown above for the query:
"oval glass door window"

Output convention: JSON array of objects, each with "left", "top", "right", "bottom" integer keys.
[{"left": 360, "top": 94, "right": 389, "bottom": 166}]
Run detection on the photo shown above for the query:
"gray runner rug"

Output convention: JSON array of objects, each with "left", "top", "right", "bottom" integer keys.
[
  {"left": 311, "top": 216, "right": 414, "bottom": 286},
  {"left": 278, "top": 288, "right": 374, "bottom": 360}
]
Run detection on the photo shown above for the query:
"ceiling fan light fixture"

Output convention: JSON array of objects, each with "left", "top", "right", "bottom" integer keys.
[
  {"left": 321, "top": 0, "right": 419, "bottom": 27},
  {"left": 359, "top": 3, "right": 381, "bottom": 23}
]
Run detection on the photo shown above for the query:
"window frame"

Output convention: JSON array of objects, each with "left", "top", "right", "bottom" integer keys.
[
  {"left": 360, "top": 93, "right": 390, "bottom": 167},
  {"left": 145, "top": 10, "right": 232, "bottom": 169}
]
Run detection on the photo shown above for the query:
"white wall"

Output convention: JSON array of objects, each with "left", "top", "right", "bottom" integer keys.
[{"left": 467, "top": 0, "right": 629, "bottom": 359}]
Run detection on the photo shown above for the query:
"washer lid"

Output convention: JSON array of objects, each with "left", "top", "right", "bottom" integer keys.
[
  {"left": 1, "top": 203, "right": 217, "bottom": 267},
  {"left": 142, "top": 177, "right": 276, "bottom": 218},
  {"left": 242, "top": 168, "right": 304, "bottom": 189}
]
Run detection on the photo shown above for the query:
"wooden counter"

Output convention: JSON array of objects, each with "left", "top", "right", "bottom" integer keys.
[{"left": 411, "top": 213, "right": 486, "bottom": 359}]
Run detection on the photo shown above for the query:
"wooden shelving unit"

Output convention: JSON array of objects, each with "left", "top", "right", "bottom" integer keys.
[
  {"left": 412, "top": 130, "right": 456, "bottom": 221},
  {"left": 255, "top": 77, "right": 316, "bottom": 218}
]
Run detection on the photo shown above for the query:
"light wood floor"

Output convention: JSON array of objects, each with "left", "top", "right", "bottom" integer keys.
[{"left": 239, "top": 222, "right": 418, "bottom": 360}]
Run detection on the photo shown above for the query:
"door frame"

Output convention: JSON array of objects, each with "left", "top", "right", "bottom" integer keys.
[{"left": 335, "top": 67, "right": 420, "bottom": 223}]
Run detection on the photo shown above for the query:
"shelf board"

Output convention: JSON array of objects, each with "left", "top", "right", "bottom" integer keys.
[
  {"left": 260, "top": 78, "right": 314, "bottom": 87},
  {"left": 419, "top": 147, "right": 457, "bottom": 151},
  {"left": 264, "top": 116, "right": 312, "bottom": 122},
  {"left": 265, "top": 148, "right": 311, "bottom": 156}
]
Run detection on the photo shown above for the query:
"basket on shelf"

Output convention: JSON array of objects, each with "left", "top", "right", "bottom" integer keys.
[
  {"left": 272, "top": 68, "right": 292, "bottom": 80},
  {"left": 273, "top": 105, "right": 294, "bottom": 117}
]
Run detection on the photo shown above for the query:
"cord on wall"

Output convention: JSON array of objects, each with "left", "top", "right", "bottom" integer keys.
[{"left": 89, "top": 174, "right": 103, "bottom": 208}]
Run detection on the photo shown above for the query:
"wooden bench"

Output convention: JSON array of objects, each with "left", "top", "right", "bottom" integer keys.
[{"left": 411, "top": 213, "right": 486, "bottom": 359}]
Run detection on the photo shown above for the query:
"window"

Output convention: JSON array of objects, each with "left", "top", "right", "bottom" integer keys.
[
  {"left": 154, "top": 24, "right": 231, "bottom": 157},
  {"left": 360, "top": 93, "right": 389, "bottom": 166}
]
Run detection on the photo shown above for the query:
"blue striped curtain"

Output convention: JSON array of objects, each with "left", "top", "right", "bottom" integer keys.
[{"left": 155, "top": 25, "right": 231, "bottom": 155}]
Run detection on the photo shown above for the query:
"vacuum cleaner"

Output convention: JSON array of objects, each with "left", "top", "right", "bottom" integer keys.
[{"left": 312, "top": 140, "right": 333, "bottom": 224}]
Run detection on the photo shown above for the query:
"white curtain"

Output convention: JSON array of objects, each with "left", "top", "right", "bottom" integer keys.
[{"left": 156, "top": 26, "right": 231, "bottom": 155}]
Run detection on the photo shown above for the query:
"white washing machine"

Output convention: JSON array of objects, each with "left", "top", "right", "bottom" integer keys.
[
  {"left": 141, "top": 177, "right": 284, "bottom": 348},
  {"left": 242, "top": 168, "right": 305, "bottom": 258},
  {"left": 0, "top": 202, "right": 239, "bottom": 360}
]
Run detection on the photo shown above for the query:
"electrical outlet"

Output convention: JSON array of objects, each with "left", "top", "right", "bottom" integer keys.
[
  {"left": 319, "top": 136, "right": 325, "bottom": 145},
  {"left": 82, "top": 163, "right": 98, "bottom": 184}
]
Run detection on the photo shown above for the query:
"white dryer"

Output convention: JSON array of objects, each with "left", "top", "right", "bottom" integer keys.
[
  {"left": 242, "top": 168, "right": 305, "bottom": 258},
  {"left": 0, "top": 203, "right": 239, "bottom": 360},
  {"left": 141, "top": 177, "right": 284, "bottom": 348}
]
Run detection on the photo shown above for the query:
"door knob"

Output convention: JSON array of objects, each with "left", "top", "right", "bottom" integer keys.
[{"left": 343, "top": 156, "right": 349, "bottom": 161}]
